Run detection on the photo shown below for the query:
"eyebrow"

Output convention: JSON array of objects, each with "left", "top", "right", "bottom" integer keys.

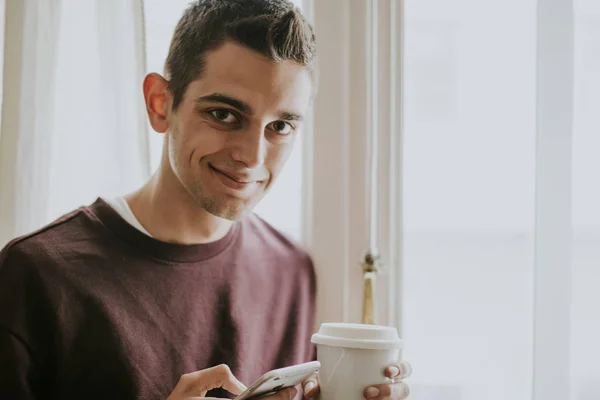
[
  {"left": 195, "top": 93, "right": 253, "bottom": 115},
  {"left": 196, "top": 92, "right": 304, "bottom": 122},
  {"left": 280, "top": 111, "right": 304, "bottom": 122}
]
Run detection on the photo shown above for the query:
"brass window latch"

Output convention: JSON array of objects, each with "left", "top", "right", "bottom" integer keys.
[{"left": 362, "top": 250, "right": 382, "bottom": 325}]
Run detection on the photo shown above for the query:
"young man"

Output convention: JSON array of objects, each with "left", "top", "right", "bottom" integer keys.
[{"left": 0, "top": 1, "right": 411, "bottom": 399}]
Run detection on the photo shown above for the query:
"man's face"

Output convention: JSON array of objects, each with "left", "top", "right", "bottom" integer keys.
[{"left": 160, "top": 41, "right": 312, "bottom": 220}]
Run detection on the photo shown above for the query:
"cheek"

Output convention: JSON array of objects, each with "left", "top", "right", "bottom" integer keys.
[
  {"left": 266, "top": 140, "right": 296, "bottom": 176},
  {"left": 177, "top": 120, "right": 227, "bottom": 163}
]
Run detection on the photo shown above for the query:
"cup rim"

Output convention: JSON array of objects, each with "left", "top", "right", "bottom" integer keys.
[{"left": 311, "top": 332, "right": 404, "bottom": 350}]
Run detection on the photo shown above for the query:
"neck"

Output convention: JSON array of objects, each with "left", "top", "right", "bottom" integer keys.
[{"left": 126, "top": 164, "right": 233, "bottom": 245}]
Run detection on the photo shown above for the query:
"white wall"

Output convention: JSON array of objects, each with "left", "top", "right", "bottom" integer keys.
[{"left": 401, "top": 0, "right": 599, "bottom": 399}]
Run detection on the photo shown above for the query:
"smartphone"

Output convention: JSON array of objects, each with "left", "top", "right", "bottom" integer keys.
[{"left": 235, "top": 361, "right": 321, "bottom": 400}]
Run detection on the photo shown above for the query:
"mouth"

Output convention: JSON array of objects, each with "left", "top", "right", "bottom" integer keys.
[
  {"left": 208, "top": 163, "right": 260, "bottom": 192},
  {"left": 208, "top": 164, "right": 253, "bottom": 184}
]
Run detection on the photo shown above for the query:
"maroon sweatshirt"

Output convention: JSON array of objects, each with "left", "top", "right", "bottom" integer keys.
[{"left": 0, "top": 198, "right": 316, "bottom": 399}]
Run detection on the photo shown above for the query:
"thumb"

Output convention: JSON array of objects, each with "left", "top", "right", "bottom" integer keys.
[{"left": 180, "top": 364, "right": 247, "bottom": 397}]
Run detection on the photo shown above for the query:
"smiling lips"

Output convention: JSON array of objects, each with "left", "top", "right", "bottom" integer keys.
[{"left": 209, "top": 163, "right": 260, "bottom": 191}]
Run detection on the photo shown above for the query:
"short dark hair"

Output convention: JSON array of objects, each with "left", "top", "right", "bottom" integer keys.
[{"left": 164, "top": 0, "right": 317, "bottom": 109}]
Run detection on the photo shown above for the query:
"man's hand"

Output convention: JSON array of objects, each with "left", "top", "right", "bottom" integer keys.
[
  {"left": 361, "top": 363, "right": 412, "bottom": 400},
  {"left": 167, "top": 364, "right": 298, "bottom": 400},
  {"left": 167, "top": 364, "right": 246, "bottom": 399},
  {"left": 302, "top": 361, "right": 412, "bottom": 400}
]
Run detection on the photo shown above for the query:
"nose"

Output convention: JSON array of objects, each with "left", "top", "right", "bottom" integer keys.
[{"left": 229, "top": 124, "right": 266, "bottom": 169}]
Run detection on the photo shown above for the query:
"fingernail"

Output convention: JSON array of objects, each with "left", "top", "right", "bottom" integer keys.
[
  {"left": 366, "top": 387, "right": 380, "bottom": 398},
  {"left": 304, "top": 381, "right": 316, "bottom": 393},
  {"left": 388, "top": 365, "right": 400, "bottom": 377},
  {"left": 404, "top": 362, "right": 413, "bottom": 377}
]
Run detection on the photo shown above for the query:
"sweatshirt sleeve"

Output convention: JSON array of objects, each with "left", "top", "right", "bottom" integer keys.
[
  {"left": 0, "top": 328, "right": 41, "bottom": 400},
  {"left": 0, "top": 241, "right": 50, "bottom": 400}
]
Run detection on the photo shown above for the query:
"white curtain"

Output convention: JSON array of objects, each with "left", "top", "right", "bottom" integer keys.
[{"left": 0, "top": 0, "right": 150, "bottom": 246}]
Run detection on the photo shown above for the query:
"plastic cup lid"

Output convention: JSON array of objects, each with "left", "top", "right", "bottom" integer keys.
[{"left": 311, "top": 322, "right": 403, "bottom": 350}]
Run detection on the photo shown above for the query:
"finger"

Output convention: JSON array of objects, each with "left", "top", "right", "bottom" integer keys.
[
  {"left": 364, "top": 382, "right": 410, "bottom": 400},
  {"left": 384, "top": 361, "right": 413, "bottom": 380},
  {"left": 189, "top": 398, "right": 224, "bottom": 400},
  {"left": 268, "top": 387, "right": 298, "bottom": 399},
  {"left": 302, "top": 373, "right": 320, "bottom": 399},
  {"left": 180, "top": 364, "right": 247, "bottom": 396},
  {"left": 189, "top": 398, "right": 241, "bottom": 400}
]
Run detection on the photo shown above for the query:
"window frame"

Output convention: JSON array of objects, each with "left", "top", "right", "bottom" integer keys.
[
  {"left": 306, "top": 1, "right": 575, "bottom": 399},
  {"left": 304, "top": 0, "right": 402, "bottom": 327}
]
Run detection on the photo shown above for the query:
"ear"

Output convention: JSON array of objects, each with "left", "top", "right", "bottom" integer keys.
[{"left": 143, "top": 73, "right": 172, "bottom": 133}]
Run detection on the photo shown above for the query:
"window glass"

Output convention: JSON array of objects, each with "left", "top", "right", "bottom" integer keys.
[{"left": 401, "top": 1, "right": 537, "bottom": 399}]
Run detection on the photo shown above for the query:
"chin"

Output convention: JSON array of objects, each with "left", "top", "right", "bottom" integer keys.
[{"left": 201, "top": 196, "right": 256, "bottom": 221}]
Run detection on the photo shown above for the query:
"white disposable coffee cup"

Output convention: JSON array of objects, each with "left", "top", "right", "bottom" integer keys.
[{"left": 311, "top": 323, "right": 403, "bottom": 400}]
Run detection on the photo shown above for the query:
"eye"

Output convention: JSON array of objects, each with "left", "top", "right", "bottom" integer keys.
[
  {"left": 269, "top": 120, "right": 294, "bottom": 135},
  {"left": 210, "top": 109, "right": 239, "bottom": 124}
]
